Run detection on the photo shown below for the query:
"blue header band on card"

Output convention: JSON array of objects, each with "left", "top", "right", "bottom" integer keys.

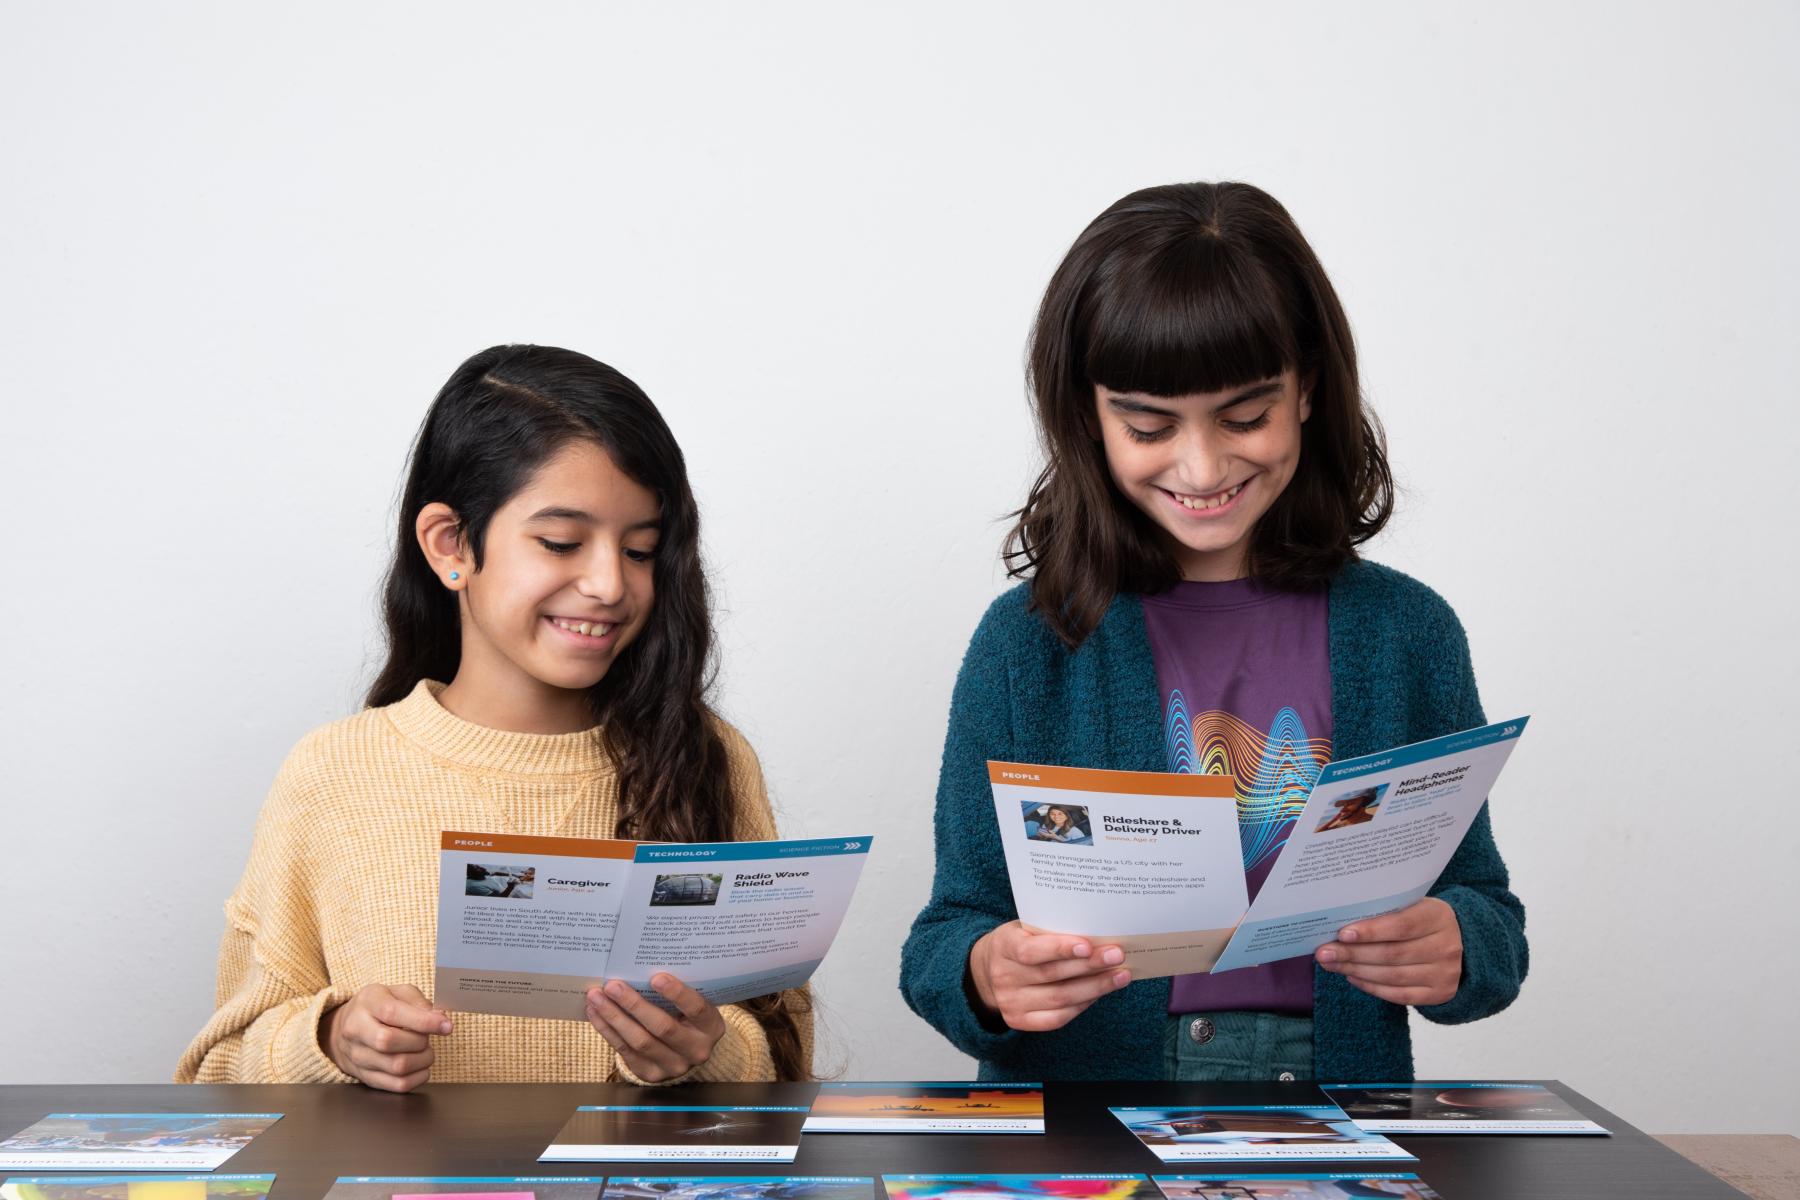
[
  {"left": 337, "top": 1179, "right": 605, "bottom": 1185},
  {"left": 44, "top": 1113, "right": 284, "bottom": 1119},
  {"left": 1322, "top": 1082, "right": 1545, "bottom": 1090},
  {"left": 576, "top": 1105, "right": 808, "bottom": 1112},
  {"left": 1152, "top": 1176, "right": 1421, "bottom": 1183},
  {"left": 1316, "top": 717, "right": 1527, "bottom": 784},
  {"left": 633, "top": 838, "right": 872, "bottom": 863},
  {"left": 4, "top": 1178, "right": 276, "bottom": 1187}
]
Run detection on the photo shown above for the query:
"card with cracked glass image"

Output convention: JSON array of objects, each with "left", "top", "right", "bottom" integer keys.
[
  {"left": 1110, "top": 1107, "right": 1413, "bottom": 1163},
  {"left": 1320, "top": 1083, "right": 1607, "bottom": 1134},
  {"left": 0, "top": 1175, "right": 275, "bottom": 1200},
  {"left": 320, "top": 1177, "right": 607, "bottom": 1200},
  {"left": 804, "top": 1083, "right": 1045, "bottom": 1133},
  {"left": 539, "top": 1107, "right": 810, "bottom": 1163},
  {"left": 600, "top": 1178, "right": 876, "bottom": 1200},
  {"left": 882, "top": 1176, "right": 1160, "bottom": 1200},
  {"left": 1152, "top": 1174, "right": 1442, "bottom": 1200},
  {"left": 0, "top": 1115, "right": 283, "bottom": 1172},
  {"left": 988, "top": 762, "right": 1247, "bottom": 979}
]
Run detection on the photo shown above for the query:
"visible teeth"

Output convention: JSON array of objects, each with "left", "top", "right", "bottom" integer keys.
[
  {"left": 553, "top": 618, "right": 612, "bottom": 637},
  {"left": 1174, "top": 483, "right": 1244, "bottom": 511}
]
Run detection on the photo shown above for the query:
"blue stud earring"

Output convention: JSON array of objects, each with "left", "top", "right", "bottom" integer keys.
[{"left": 449, "top": 571, "right": 460, "bottom": 582}]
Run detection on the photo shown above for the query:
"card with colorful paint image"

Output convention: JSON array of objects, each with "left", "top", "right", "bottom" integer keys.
[
  {"left": 539, "top": 1106, "right": 810, "bottom": 1163},
  {"left": 320, "top": 1177, "right": 606, "bottom": 1200},
  {"left": 0, "top": 1175, "right": 275, "bottom": 1200},
  {"left": 1320, "top": 1083, "right": 1607, "bottom": 1134},
  {"left": 1109, "top": 1106, "right": 1413, "bottom": 1163},
  {"left": 804, "top": 1082, "right": 1044, "bottom": 1133},
  {"left": 599, "top": 1177, "right": 875, "bottom": 1200},
  {"left": 1152, "top": 1175, "right": 1442, "bottom": 1199},
  {"left": 0, "top": 1115, "right": 282, "bottom": 1172},
  {"left": 881, "top": 1176, "right": 1159, "bottom": 1200}
]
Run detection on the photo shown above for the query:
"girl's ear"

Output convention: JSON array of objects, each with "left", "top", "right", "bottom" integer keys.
[
  {"left": 415, "top": 502, "right": 470, "bottom": 589},
  {"left": 1298, "top": 372, "right": 1317, "bottom": 423}
]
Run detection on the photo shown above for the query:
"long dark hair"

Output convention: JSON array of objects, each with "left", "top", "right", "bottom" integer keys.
[
  {"left": 1005, "top": 181, "right": 1394, "bottom": 647},
  {"left": 367, "top": 344, "right": 808, "bottom": 1079}
]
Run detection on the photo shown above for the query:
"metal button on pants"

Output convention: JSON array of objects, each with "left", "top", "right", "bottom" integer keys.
[{"left": 1187, "top": 1017, "right": 1216, "bottom": 1044}]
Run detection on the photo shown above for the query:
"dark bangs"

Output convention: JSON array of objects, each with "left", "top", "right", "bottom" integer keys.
[{"left": 1081, "top": 226, "right": 1298, "bottom": 398}]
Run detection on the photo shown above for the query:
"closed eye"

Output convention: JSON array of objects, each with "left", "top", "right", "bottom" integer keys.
[{"left": 537, "top": 538, "right": 579, "bottom": 554}]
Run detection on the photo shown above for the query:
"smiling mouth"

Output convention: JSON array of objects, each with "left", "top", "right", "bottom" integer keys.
[
  {"left": 1162, "top": 481, "right": 1246, "bottom": 512},
  {"left": 546, "top": 615, "right": 618, "bottom": 645}
]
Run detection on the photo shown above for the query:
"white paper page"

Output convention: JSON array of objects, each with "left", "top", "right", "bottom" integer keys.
[
  {"left": 988, "top": 762, "right": 1248, "bottom": 979},
  {"left": 1211, "top": 718, "right": 1528, "bottom": 973},
  {"left": 604, "top": 836, "right": 872, "bottom": 1009},
  {"left": 434, "top": 831, "right": 636, "bottom": 1019}
]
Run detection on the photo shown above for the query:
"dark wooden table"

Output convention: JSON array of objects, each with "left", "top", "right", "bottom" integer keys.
[{"left": 0, "top": 1082, "right": 1749, "bottom": 1200}]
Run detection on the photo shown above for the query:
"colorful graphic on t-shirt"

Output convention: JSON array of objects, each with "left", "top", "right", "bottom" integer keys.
[{"left": 1166, "top": 693, "right": 1331, "bottom": 877}]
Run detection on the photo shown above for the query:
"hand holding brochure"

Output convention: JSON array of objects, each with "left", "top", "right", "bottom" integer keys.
[
  {"left": 1210, "top": 717, "right": 1528, "bottom": 972},
  {"left": 988, "top": 763, "right": 1247, "bottom": 978},
  {"left": 436, "top": 832, "right": 871, "bottom": 1018}
]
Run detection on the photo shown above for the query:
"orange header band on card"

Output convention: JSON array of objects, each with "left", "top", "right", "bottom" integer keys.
[
  {"left": 440, "top": 831, "right": 638, "bottom": 858},
  {"left": 987, "top": 760, "right": 1236, "bottom": 797}
]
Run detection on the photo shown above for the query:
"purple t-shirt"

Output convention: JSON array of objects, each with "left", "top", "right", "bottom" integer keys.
[{"left": 1141, "top": 578, "right": 1332, "bottom": 1016}]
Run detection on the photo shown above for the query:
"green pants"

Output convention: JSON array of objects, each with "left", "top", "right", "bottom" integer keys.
[{"left": 1163, "top": 1010, "right": 1315, "bottom": 1081}]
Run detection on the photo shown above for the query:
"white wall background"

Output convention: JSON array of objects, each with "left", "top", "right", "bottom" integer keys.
[{"left": 3, "top": 1, "right": 1795, "bottom": 1135}]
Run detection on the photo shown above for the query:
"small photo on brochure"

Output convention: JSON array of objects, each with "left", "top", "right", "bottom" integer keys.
[
  {"left": 319, "top": 1177, "right": 606, "bottom": 1200},
  {"left": 882, "top": 1176, "right": 1160, "bottom": 1200},
  {"left": 539, "top": 1106, "right": 809, "bottom": 1163},
  {"left": 1311, "top": 784, "right": 1387, "bottom": 834},
  {"left": 648, "top": 873, "right": 723, "bottom": 907},
  {"left": 1018, "top": 801, "right": 1095, "bottom": 847},
  {"left": 0, "top": 1175, "right": 276, "bottom": 1200},
  {"left": 600, "top": 1178, "right": 876, "bottom": 1200},
  {"left": 465, "top": 863, "right": 537, "bottom": 899},
  {"left": 0, "top": 1114, "right": 283, "bottom": 1172},
  {"left": 1321, "top": 1083, "right": 1608, "bottom": 1134},
  {"left": 1152, "top": 1174, "right": 1442, "bottom": 1200},
  {"left": 1109, "top": 1107, "right": 1414, "bottom": 1163},
  {"left": 804, "top": 1083, "right": 1045, "bottom": 1133}
]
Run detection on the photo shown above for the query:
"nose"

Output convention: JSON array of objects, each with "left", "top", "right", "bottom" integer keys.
[
  {"left": 576, "top": 547, "right": 628, "bottom": 606},
  {"left": 1172, "top": 427, "right": 1231, "bottom": 493}
]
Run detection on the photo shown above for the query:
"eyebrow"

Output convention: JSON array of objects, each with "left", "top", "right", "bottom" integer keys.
[
  {"left": 1105, "top": 379, "right": 1284, "bottom": 417},
  {"left": 525, "top": 506, "right": 661, "bottom": 532}
]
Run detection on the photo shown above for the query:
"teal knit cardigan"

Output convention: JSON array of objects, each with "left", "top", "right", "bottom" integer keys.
[{"left": 899, "top": 560, "right": 1528, "bottom": 1081}]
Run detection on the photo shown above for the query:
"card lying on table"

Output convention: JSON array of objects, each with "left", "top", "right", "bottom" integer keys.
[
  {"left": 882, "top": 1177, "right": 1159, "bottom": 1200},
  {"left": 804, "top": 1082, "right": 1045, "bottom": 1133},
  {"left": 0, "top": 1175, "right": 276, "bottom": 1200},
  {"left": 538, "top": 1106, "right": 810, "bottom": 1163},
  {"left": 599, "top": 1178, "right": 876, "bottom": 1200},
  {"left": 436, "top": 832, "right": 872, "bottom": 1019},
  {"left": 1321, "top": 1083, "right": 1608, "bottom": 1134},
  {"left": 0, "top": 1115, "right": 282, "bottom": 1171},
  {"left": 319, "top": 1178, "right": 606, "bottom": 1200},
  {"left": 1109, "top": 1106, "right": 1414, "bottom": 1163},
  {"left": 1153, "top": 1175, "right": 1443, "bottom": 1199}
]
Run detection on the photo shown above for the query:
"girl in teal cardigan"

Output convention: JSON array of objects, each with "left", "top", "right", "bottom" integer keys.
[{"left": 900, "top": 182, "right": 1527, "bottom": 1082}]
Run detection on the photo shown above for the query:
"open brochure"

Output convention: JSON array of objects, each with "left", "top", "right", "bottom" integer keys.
[
  {"left": 0, "top": 1115, "right": 282, "bottom": 1172},
  {"left": 987, "top": 717, "right": 1526, "bottom": 977},
  {"left": 320, "top": 1178, "right": 606, "bottom": 1200},
  {"left": 436, "top": 832, "right": 871, "bottom": 1018},
  {"left": 1110, "top": 1105, "right": 1414, "bottom": 1163},
  {"left": 1210, "top": 718, "right": 1528, "bottom": 972},
  {"left": 1152, "top": 1175, "right": 1442, "bottom": 1199},
  {"left": 988, "top": 763, "right": 1248, "bottom": 977},
  {"left": 1321, "top": 1083, "right": 1607, "bottom": 1134},
  {"left": 539, "top": 1106, "right": 810, "bottom": 1163},
  {"left": 803, "top": 1083, "right": 1044, "bottom": 1133}
]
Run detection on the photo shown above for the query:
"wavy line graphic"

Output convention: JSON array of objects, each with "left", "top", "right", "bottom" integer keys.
[{"left": 1164, "top": 693, "right": 1331, "bottom": 872}]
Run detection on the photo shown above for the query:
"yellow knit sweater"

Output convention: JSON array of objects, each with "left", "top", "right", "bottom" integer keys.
[{"left": 175, "top": 680, "right": 810, "bottom": 1085}]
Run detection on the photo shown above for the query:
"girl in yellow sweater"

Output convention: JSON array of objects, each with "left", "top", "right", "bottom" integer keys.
[{"left": 176, "top": 345, "right": 809, "bottom": 1090}]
